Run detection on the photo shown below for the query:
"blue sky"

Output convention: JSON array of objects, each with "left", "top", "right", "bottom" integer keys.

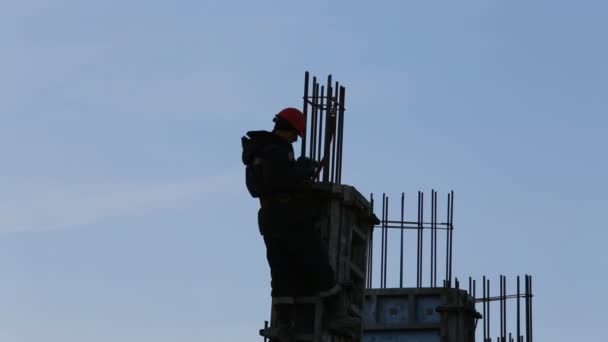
[{"left": 1, "top": 1, "right": 606, "bottom": 341}]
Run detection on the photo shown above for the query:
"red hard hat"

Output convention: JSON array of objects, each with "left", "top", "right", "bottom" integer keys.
[{"left": 276, "top": 107, "right": 305, "bottom": 137}]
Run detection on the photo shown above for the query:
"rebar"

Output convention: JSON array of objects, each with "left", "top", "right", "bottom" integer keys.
[
  {"left": 330, "top": 82, "right": 338, "bottom": 183},
  {"left": 487, "top": 276, "right": 492, "bottom": 342},
  {"left": 336, "top": 86, "right": 345, "bottom": 184},
  {"left": 400, "top": 192, "right": 405, "bottom": 288},
  {"left": 380, "top": 193, "right": 386, "bottom": 288},
  {"left": 417, "top": 191, "right": 423, "bottom": 287},
  {"left": 368, "top": 191, "right": 454, "bottom": 289},
  {"left": 309, "top": 77, "right": 318, "bottom": 159},
  {"left": 383, "top": 195, "right": 389, "bottom": 288},
  {"left": 517, "top": 276, "right": 521, "bottom": 342},
  {"left": 367, "top": 194, "right": 375, "bottom": 289},
  {"left": 301, "top": 72, "right": 346, "bottom": 184},
  {"left": 474, "top": 275, "right": 534, "bottom": 342},
  {"left": 322, "top": 76, "right": 333, "bottom": 182},
  {"left": 483, "top": 276, "right": 487, "bottom": 341}
]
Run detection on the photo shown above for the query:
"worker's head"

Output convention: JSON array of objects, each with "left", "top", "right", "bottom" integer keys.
[{"left": 273, "top": 107, "right": 305, "bottom": 144}]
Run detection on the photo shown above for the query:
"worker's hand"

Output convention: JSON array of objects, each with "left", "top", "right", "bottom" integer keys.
[{"left": 296, "top": 156, "right": 319, "bottom": 177}]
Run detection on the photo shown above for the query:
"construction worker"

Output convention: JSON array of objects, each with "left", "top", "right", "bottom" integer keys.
[{"left": 241, "top": 107, "right": 359, "bottom": 337}]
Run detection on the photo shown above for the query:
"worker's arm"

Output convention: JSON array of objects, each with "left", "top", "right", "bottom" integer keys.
[{"left": 261, "top": 146, "right": 314, "bottom": 194}]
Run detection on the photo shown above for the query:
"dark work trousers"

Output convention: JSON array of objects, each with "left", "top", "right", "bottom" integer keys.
[{"left": 258, "top": 203, "right": 336, "bottom": 297}]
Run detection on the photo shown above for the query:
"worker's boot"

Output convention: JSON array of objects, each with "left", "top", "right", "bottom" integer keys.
[{"left": 321, "top": 287, "right": 361, "bottom": 338}]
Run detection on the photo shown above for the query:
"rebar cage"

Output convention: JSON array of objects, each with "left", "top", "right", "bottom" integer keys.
[
  {"left": 366, "top": 190, "right": 455, "bottom": 289},
  {"left": 300, "top": 71, "right": 346, "bottom": 184}
]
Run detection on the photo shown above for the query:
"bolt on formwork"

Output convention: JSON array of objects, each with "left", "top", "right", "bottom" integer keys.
[{"left": 300, "top": 71, "right": 346, "bottom": 184}]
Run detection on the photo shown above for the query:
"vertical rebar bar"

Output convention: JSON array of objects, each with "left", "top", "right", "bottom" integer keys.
[
  {"left": 334, "top": 85, "right": 340, "bottom": 183},
  {"left": 383, "top": 195, "right": 389, "bottom": 287},
  {"left": 336, "top": 86, "right": 345, "bottom": 184},
  {"left": 504, "top": 276, "right": 508, "bottom": 342},
  {"left": 417, "top": 192, "right": 420, "bottom": 288},
  {"left": 448, "top": 191, "right": 454, "bottom": 282},
  {"left": 483, "top": 275, "right": 487, "bottom": 341},
  {"left": 500, "top": 275, "right": 504, "bottom": 342},
  {"left": 310, "top": 78, "right": 318, "bottom": 159},
  {"left": 368, "top": 194, "right": 374, "bottom": 288},
  {"left": 379, "top": 195, "right": 383, "bottom": 288},
  {"left": 430, "top": 190, "right": 435, "bottom": 287},
  {"left": 517, "top": 276, "right": 521, "bottom": 342},
  {"left": 445, "top": 193, "right": 451, "bottom": 286},
  {"left": 400, "top": 192, "right": 405, "bottom": 288},
  {"left": 330, "top": 82, "right": 338, "bottom": 183},
  {"left": 433, "top": 191, "right": 439, "bottom": 286},
  {"left": 525, "top": 275, "right": 530, "bottom": 342},
  {"left": 380, "top": 193, "right": 385, "bottom": 288},
  {"left": 322, "top": 75, "right": 332, "bottom": 182},
  {"left": 301, "top": 71, "right": 309, "bottom": 158},
  {"left": 433, "top": 190, "right": 438, "bottom": 286},
  {"left": 416, "top": 191, "right": 422, "bottom": 287},
  {"left": 317, "top": 85, "right": 324, "bottom": 164},
  {"left": 313, "top": 82, "right": 323, "bottom": 160},
  {"left": 488, "top": 278, "right": 491, "bottom": 340},
  {"left": 421, "top": 192, "right": 424, "bottom": 287},
  {"left": 384, "top": 194, "right": 389, "bottom": 288},
  {"left": 529, "top": 275, "right": 533, "bottom": 342}
]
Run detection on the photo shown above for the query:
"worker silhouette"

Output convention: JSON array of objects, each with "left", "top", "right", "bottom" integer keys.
[{"left": 242, "top": 108, "right": 359, "bottom": 337}]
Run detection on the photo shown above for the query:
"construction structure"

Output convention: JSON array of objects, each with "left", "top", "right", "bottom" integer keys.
[
  {"left": 259, "top": 72, "right": 375, "bottom": 342},
  {"left": 260, "top": 183, "right": 377, "bottom": 342},
  {"left": 258, "top": 72, "right": 534, "bottom": 342},
  {"left": 366, "top": 192, "right": 534, "bottom": 341}
]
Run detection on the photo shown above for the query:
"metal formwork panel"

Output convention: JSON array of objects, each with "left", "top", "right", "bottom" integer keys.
[
  {"left": 363, "top": 288, "right": 478, "bottom": 342},
  {"left": 416, "top": 296, "right": 442, "bottom": 324},
  {"left": 363, "top": 330, "right": 440, "bottom": 342},
  {"left": 376, "top": 296, "right": 410, "bottom": 324},
  {"left": 262, "top": 183, "right": 377, "bottom": 342}
]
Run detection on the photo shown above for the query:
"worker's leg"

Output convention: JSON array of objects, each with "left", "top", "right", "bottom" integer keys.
[
  {"left": 260, "top": 203, "right": 335, "bottom": 296},
  {"left": 290, "top": 220, "right": 336, "bottom": 295},
  {"left": 262, "top": 209, "right": 359, "bottom": 336},
  {"left": 259, "top": 207, "right": 300, "bottom": 297},
  {"left": 263, "top": 234, "right": 304, "bottom": 297}
]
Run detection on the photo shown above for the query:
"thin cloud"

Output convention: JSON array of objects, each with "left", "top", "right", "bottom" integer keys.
[{"left": 0, "top": 172, "right": 239, "bottom": 233}]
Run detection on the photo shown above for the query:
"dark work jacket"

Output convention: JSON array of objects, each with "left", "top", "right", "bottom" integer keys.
[
  {"left": 242, "top": 130, "right": 311, "bottom": 196},
  {"left": 242, "top": 130, "right": 320, "bottom": 236}
]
